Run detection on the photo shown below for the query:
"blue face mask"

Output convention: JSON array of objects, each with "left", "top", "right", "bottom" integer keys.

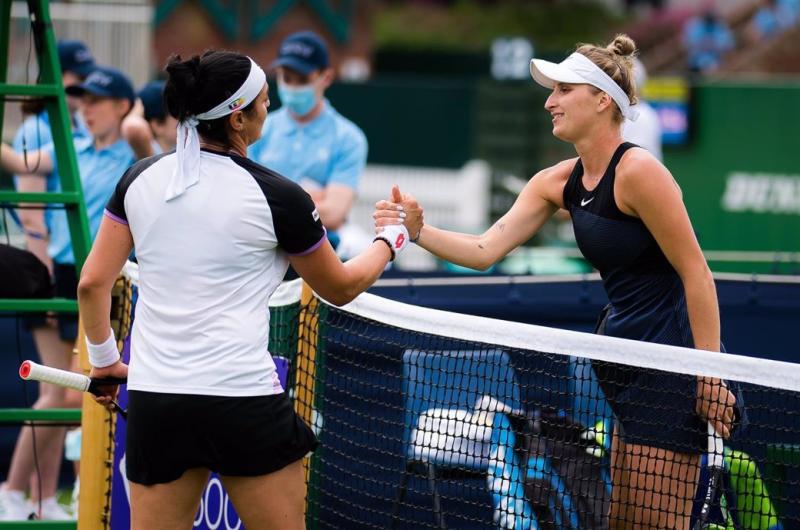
[{"left": 277, "top": 82, "right": 318, "bottom": 117}]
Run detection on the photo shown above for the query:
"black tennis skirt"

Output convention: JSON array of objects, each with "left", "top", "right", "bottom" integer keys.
[{"left": 126, "top": 390, "right": 318, "bottom": 485}]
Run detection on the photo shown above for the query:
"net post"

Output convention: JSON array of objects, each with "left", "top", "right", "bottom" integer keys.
[
  {"left": 76, "top": 321, "right": 116, "bottom": 529},
  {"left": 295, "top": 282, "right": 319, "bottom": 476}
]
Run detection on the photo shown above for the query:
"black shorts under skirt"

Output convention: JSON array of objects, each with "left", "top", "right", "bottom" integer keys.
[{"left": 126, "top": 390, "right": 318, "bottom": 485}]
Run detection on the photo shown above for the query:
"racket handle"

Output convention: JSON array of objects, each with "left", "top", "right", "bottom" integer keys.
[
  {"left": 19, "top": 361, "right": 91, "bottom": 393},
  {"left": 707, "top": 422, "right": 725, "bottom": 468}
]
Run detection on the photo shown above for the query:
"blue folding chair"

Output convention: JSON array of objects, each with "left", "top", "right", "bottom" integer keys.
[{"left": 390, "top": 349, "right": 522, "bottom": 529}]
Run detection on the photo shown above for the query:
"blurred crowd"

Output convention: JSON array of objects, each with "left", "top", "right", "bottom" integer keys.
[{"left": 683, "top": 0, "right": 799, "bottom": 73}]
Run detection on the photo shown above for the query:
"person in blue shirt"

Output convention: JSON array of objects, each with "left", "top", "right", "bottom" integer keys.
[
  {"left": 137, "top": 80, "right": 177, "bottom": 154},
  {"left": 12, "top": 40, "right": 95, "bottom": 268},
  {"left": 120, "top": 80, "right": 177, "bottom": 158},
  {"left": 0, "top": 66, "right": 136, "bottom": 521},
  {"left": 249, "top": 30, "right": 368, "bottom": 247},
  {"left": 748, "top": 0, "right": 797, "bottom": 42},
  {"left": 683, "top": 6, "right": 735, "bottom": 73},
  {"left": 0, "top": 40, "right": 96, "bottom": 522}
]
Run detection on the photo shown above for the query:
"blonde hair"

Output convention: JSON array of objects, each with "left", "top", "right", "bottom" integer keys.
[{"left": 575, "top": 34, "right": 639, "bottom": 123}]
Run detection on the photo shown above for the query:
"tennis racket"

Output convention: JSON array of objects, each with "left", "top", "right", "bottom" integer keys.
[
  {"left": 19, "top": 360, "right": 128, "bottom": 418},
  {"left": 693, "top": 422, "right": 725, "bottom": 530}
]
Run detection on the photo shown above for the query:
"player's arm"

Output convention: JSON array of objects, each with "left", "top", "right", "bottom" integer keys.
[
  {"left": 375, "top": 159, "right": 574, "bottom": 271},
  {"left": 77, "top": 216, "right": 133, "bottom": 385},
  {"left": 616, "top": 150, "right": 719, "bottom": 352},
  {"left": 315, "top": 183, "right": 356, "bottom": 231},
  {"left": 1, "top": 143, "right": 54, "bottom": 175},
  {"left": 279, "top": 177, "right": 395, "bottom": 306},
  {"left": 616, "top": 150, "right": 735, "bottom": 437},
  {"left": 290, "top": 237, "right": 394, "bottom": 306}
]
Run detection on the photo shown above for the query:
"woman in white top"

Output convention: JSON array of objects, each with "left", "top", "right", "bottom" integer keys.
[{"left": 77, "top": 50, "right": 408, "bottom": 530}]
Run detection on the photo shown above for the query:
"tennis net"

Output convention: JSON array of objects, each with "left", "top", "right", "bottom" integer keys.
[{"left": 284, "top": 281, "right": 800, "bottom": 530}]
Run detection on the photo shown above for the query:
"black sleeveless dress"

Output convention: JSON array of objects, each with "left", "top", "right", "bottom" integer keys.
[{"left": 564, "top": 142, "right": 706, "bottom": 453}]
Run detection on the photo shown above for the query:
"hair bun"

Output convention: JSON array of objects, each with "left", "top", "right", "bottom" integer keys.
[
  {"left": 607, "top": 34, "right": 637, "bottom": 58},
  {"left": 164, "top": 54, "right": 203, "bottom": 121}
]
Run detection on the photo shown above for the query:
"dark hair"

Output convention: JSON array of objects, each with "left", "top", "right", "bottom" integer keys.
[
  {"left": 21, "top": 97, "right": 46, "bottom": 116},
  {"left": 164, "top": 50, "right": 257, "bottom": 147}
]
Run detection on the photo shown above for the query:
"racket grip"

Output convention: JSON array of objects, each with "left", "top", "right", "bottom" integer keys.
[
  {"left": 707, "top": 422, "right": 725, "bottom": 468},
  {"left": 19, "top": 360, "right": 91, "bottom": 393}
]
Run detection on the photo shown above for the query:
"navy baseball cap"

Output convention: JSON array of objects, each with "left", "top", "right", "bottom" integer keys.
[
  {"left": 270, "top": 31, "right": 329, "bottom": 74},
  {"left": 138, "top": 80, "right": 166, "bottom": 121},
  {"left": 57, "top": 40, "right": 95, "bottom": 77},
  {"left": 65, "top": 66, "right": 135, "bottom": 105}
]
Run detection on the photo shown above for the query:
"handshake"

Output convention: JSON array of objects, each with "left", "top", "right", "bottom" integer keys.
[{"left": 372, "top": 185, "right": 423, "bottom": 261}]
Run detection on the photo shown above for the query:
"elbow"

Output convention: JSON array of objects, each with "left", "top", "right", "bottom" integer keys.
[
  {"left": 471, "top": 252, "right": 497, "bottom": 272},
  {"left": 77, "top": 271, "right": 105, "bottom": 302},
  {"left": 474, "top": 258, "right": 495, "bottom": 272},
  {"left": 324, "top": 285, "right": 358, "bottom": 307},
  {"left": 679, "top": 262, "right": 715, "bottom": 289}
]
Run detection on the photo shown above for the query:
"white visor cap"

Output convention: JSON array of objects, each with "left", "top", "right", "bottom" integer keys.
[{"left": 530, "top": 52, "right": 638, "bottom": 121}]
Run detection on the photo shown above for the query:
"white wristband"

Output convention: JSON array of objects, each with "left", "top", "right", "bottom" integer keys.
[
  {"left": 374, "top": 224, "right": 409, "bottom": 261},
  {"left": 86, "top": 328, "right": 120, "bottom": 368}
]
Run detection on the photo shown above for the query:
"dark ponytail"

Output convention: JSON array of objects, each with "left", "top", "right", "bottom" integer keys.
[{"left": 164, "top": 50, "right": 256, "bottom": 147}]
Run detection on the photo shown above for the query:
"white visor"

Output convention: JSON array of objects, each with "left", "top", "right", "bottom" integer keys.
[{"left": 530, "top": 52, "right": 638, "bottom": 122}]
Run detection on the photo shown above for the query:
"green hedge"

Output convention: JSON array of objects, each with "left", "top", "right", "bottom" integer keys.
[{"left": 374, "top": 0, "right": 628, "bottom": 53}]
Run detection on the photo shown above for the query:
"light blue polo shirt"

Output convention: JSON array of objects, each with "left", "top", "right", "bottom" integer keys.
[
  {"left": 45, "top": 136, "right": 135, "bottom": 264},
  {"left": 248, "top": 101, "right": 367, "bottom": 192},
  {"left": 12, "top": 112, "right": 89, "bottom": 230}
]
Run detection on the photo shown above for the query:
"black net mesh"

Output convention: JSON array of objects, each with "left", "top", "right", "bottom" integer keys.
[{"left": 281, "top": 296, "right": 800, "bottom": 530}]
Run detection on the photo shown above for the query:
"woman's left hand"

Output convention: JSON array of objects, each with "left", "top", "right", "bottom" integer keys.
[{"left": 696, "top": 376, "right": 736, "bottom": 439}]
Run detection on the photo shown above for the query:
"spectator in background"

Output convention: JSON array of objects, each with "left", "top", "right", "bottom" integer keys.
[
  {"left": 0, "top": 68, "right": 138, "bottom": 520},
  {"left": 0, "top": 40, "right": 96, "bottom": 522},
  {"left": 683, "top": 4, "right": 735, "bottom": 73},
  {"left": 122, "top": 80, "right": 177, "bottom": 156},
  {"left": 622, "top": 58, "right": 662, "bottom": 161},
  {"left": 12, "top": 40, "right": 96, "bottom": 267},
  {"left": 249, "top": 31, "right": 367, "bottom": 250},
  {"left": 747, "top": 0, "right": 797, "bottom": 42},
  {"left": 138, "top": 81, "right": 177, "bottom": 153},
  {"left": 779, "top": 0, "right": 800, "bottom": 23}
]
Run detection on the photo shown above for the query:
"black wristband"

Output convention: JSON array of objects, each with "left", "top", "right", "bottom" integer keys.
[{"left": 373, "top": 236, "right": 396, "bottom": 261}]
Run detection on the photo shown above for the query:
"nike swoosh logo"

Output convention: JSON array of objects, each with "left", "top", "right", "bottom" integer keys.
[{"left": 581, "top": 197, "right": 594, "bottom": 207}]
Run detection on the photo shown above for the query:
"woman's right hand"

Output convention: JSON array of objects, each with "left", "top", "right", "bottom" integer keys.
[
  {"left": 89, "top": 360, "right": 128, "bottom": 410},
  {"left": 373, "top": 185, "right": 424, "bottom": 241}
]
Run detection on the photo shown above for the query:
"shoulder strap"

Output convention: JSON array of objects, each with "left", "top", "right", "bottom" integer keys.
[
  {"left": 562, "top": 158, "right": 584, "bottom": 209},
  {"left": 607, "top": 142, "right": 638, "bottom": 173}
]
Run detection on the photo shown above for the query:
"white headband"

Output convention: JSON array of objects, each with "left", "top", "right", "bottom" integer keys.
[
  {"left": 167, "top": 58, "right": 266, "bottom": 202},
  {"left": 529, "top": 52, "right": 638, "bottom": 122}
]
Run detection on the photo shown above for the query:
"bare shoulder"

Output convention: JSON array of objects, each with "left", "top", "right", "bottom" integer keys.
[
  {"left": 528, "top": 157, "right": 578, "bottom": 208},
  {"left": 616, "top": 147, "right": 674, "bottom": 188},
  {"left": 615, "top": 147, "right": 682, "bottom": 215}
]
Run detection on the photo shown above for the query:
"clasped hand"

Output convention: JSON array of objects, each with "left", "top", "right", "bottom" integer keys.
[{"left": 373, "top": 185, "right": 424, "bottom": 240}]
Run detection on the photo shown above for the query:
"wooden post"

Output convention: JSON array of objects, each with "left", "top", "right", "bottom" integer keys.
[
  {"left": 76, "top": 323, "right": 115, "bottom": 530},
  {"left": 294, "top": 282, "right": 319, "bottom": 479}
]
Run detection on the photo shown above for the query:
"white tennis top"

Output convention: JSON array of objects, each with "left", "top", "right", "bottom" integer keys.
[{"left": 104, "top": 149, "right": 326, "bottom": 396}]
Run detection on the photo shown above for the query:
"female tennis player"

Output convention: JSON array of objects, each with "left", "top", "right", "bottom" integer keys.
[
  {"left": 76, "top": 51, "right": 407, "bottom": 530},
  {"left": 375, "top": 35, "right": 737, "bottom": 529}
]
